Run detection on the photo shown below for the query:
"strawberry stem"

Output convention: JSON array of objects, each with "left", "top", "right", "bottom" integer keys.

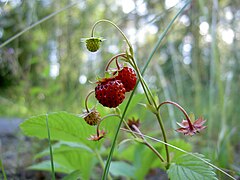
[
  {"left": 105, "top": 53, "right": 127, "bottom": 72},
  {"left": 85, "top": 90, "right": 95, "bottom": 113},
  {"left": 96, "top": 114, "right": 121, "bottom": 137},
  {"left": 127, "top": 55, "right": 170, "bottom": 165},
  {"left": 115, "top": 58, "right": 120, "bottom": 70},
  {"left": 157, "top": 101, "right": 194, "bottom": 131},
  {"left": 91, "top": 19, "right": 133, "bottom": 56},
  {"left": 131, "top": 125, "right": 165, "bottom": 162}
]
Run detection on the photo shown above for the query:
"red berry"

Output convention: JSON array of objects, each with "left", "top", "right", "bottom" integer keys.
[
  {"left": 116, "top": 67, "right": 137, "bottom": 92},
  {"left": 95, "top": 78, "right": 126, "bottom": 108}
]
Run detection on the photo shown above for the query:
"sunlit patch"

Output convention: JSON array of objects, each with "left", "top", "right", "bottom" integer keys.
[
  {"left": 136, "top": 0, "right": 147, "bottom": 16},
  {"left": 79, "top": 75, "right": 87, "bottom": 84},
  {"left": 180, "top": 15, "right": 190, "bottom": 26},
  {"left": 183, "top": 56, "right": 191, "bottom": 65},
  {"left": 204, "top": 34, "right": 212, "bottom": 43},
  {"left": 220, "top": 28, "right": 234, "bottom": 44},
  {"left": 181, "top": 40, "right": 192, "bottom": 65},
  {"left": 108, "top": 45, "right": 119, "bottom": 54},
  {"left": 224, "top": 7, "right": 233, "bottom": 21},
  {"left": 117, "top": 0, "right": 135, "bottom": 14},
  {"left": 183, "top": 43, "right": 192, "bottom": 53},
  {"left": 50, "top": 63, "right": 59, "bottom": 78},
  {"left": 199, "top": 21, "right": 209, "bottom": 36},
  {"left": 0, "top": 28, "right": 3, "bottom": 38},
  {"left": 148, "top": 25, "right": 158, "bottom": 34},
  {"left": 126, "top": 27, "right": 137, "bottom": 44},
  {"left": 165, "top": 0, "right": 180, "bottom": 9}
]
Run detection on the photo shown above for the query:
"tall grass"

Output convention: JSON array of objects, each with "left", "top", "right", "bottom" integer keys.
[
  {"left": 46, "top": 114, "right": 55, "bottom": 180},
  {"left": 0, "top": 140, "right": 7, "bottom": 180}
]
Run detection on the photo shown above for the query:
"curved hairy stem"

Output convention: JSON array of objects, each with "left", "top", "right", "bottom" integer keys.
[
  {"left": 128, "top": 55, "right": 170, "bottom": 163},
  {"left": 158, "top": 101, "right": 194, "bottom": 131},
  {"left": 131, "top": 125, "right": 165, "bottom": 162},
  {"left": 85, "top": 91, "right": 95, "bottom": 113},
  {"left": 97, "top": 114, "right": 121, "bottom": 136},
  {"left": 105, "top": 53, "right": 127, "bottom": 72},
  {"left": 91, "top": 19, "right": 133, "bottom": 55}
]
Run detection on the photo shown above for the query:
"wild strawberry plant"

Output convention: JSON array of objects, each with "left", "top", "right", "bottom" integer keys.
[{"left": 20, "top": 1, "right": 236, "bottom": 180}]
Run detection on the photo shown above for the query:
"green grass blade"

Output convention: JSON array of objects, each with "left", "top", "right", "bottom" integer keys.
[
  {"left": 0, "top": 157, "right": 7, "bottom": 180},
  {"left": 101, "top": 1, "right": 192, "bottom": 179},
  {"left": 46, "top": 114, "right": 56, "bottom": 180},
  {"left": 0, "top": 1, "right": 78, "bottom": 48},
  {"left": 0, "top": 139, "right": 7, "bottom": 180}
]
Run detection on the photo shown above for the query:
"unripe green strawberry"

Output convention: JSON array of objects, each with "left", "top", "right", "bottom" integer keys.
[{"left": 85, "top": 37, "right": 103, "bottom": 52}]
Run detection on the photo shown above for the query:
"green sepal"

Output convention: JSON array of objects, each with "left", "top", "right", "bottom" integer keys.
[
  {"left": 104, "top": 71, "right": 113, "bottom": 78},
  {"left": 115, "top": 107, "right": 122, "bottom": 116}
]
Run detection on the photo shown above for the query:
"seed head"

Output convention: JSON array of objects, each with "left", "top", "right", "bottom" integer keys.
[{"left": 83, "top": 109, "right": 101, "bottom": 126}]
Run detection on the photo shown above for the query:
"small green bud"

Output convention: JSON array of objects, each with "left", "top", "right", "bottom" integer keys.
[{"left": 83, "top": 37, "right": 104, "bottom": 52}]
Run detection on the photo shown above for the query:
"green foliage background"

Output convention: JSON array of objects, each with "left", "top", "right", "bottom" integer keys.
[{"left": 1, "top": 0, "right": 240, "bottom": 179}]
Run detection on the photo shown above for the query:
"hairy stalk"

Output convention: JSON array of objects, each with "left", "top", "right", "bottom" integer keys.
[
  {"left": 132, "top": 125, "right": 165, "bottom": 162},
  {"left": 46, "top": 114, "right": 56, "bottom": 180},
  {"left": 129, "top": 57, "right": 170, "bottom": 164},
  {"left": 122, "top": 120, "right": 138, "bottom": 138},
  {"left": 97, "top": 114, "right": 137, "bottom": 138},
  {"left": 155, "top": 113, "right": 170, "bottom": 163},
  {"left": 158, "top": 101, "right": 194, "bottom": 130},
  {"left": 97, "top": 114, "right": 121, "bottom": 136},
  {"left": 105, "top": 53, "right": 127, "bottom": 72},
  {"left": 129, "top": 59, "right": 154, "bottom": 105},
  {"left": 131, "top": 63, "right": 153, "bottom": 105},
  {"left": 101, "top": 2, "right": 191, "bottom": 178},
  {"left": 85, "top": 91, "right": 95, "bottom": 113},
  {"left": 91, "top": 19, "right": 133, "bottom": 55}
]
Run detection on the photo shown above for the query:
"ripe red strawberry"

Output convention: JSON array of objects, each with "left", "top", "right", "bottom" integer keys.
[
  {"left": 116, "top": 67, "right": 137, "bottom": 92},
  {"left": 95, "top": 78, "right": 126, "bottom": 108}
]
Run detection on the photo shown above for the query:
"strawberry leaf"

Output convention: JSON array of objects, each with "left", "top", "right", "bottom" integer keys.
[
  {"left": 20, "top": 111, "right": 97, "bottom": 148},
  {"left": 167, "top": 153, "right": 218, "bottom": 180}
]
